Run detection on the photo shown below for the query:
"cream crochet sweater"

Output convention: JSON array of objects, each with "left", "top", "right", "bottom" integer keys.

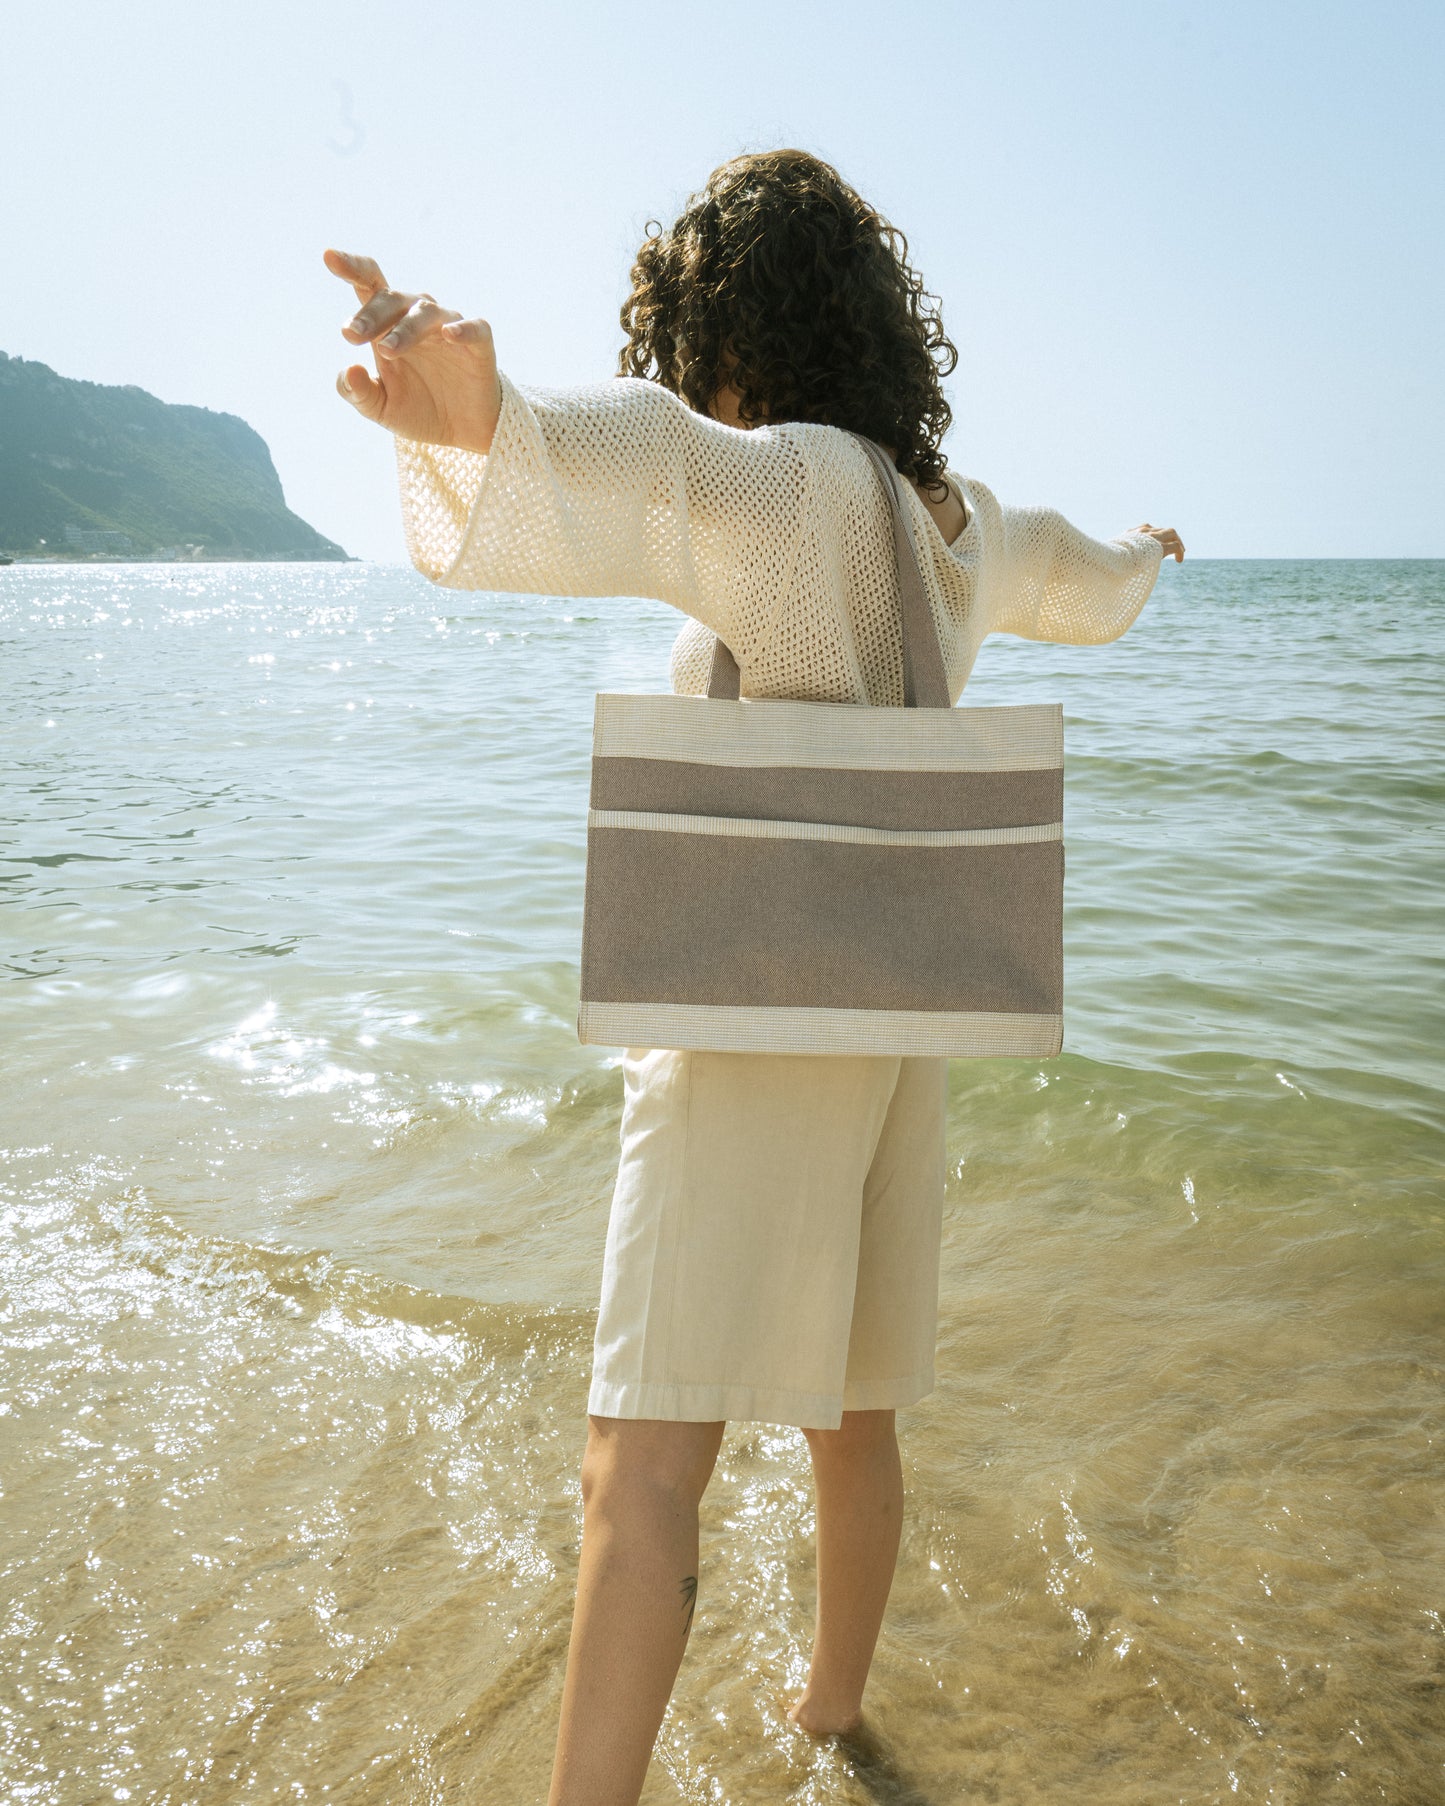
[{"left": 394, "top": 371, "right": 1164, "bottom": 705}]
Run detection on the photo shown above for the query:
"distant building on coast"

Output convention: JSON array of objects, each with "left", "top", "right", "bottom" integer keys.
[{"left": 64, "top": 524, "right": 135, "bottom": 555}]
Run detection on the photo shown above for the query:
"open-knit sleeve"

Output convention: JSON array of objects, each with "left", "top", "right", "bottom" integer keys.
[
  {"left": 393, "top": 371, "right": 812, "bottom": 657},
  {"left": 987, "top": 503, "right": 1165, "bottom": 646}
]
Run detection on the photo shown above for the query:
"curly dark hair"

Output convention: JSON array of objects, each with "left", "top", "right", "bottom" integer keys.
[{"left": 618, "top": 148, "right": 959, "bottom": 496}]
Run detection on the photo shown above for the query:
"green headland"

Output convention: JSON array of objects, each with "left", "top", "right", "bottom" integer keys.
[{"left": 0, "top": 351, "right": 350, "bottom": 562}]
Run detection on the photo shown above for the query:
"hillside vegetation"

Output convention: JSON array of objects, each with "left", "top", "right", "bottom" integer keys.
[{"left": 0, "top": 352, "right": 349, "bottom": 560}]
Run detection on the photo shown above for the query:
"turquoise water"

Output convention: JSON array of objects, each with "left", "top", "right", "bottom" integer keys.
[{"left": 1, "top": 559, "right": 1442, "bottom": 1804}]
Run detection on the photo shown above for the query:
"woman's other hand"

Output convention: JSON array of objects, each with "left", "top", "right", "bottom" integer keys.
[
  {"left": 1131, "top": 523, "right": 1186, "bottom": 562},
  {"left": 325, "top": 249, "right": 501, "bottom": 454}
]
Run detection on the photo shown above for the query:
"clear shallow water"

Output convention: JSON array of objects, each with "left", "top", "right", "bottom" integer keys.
[{"left": 1, "top": 559, "right": 1441, "bottom": 1805}]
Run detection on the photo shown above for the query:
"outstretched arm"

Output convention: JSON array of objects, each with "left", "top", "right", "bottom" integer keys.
[
  {"left": 988, "top": 503, "right": 1181, "bottom": 645},
  {"left": 325, "top": 248, "right": 811, "bottom": 655}
]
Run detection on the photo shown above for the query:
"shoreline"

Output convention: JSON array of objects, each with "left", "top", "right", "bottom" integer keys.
[{"left": 0, "top": 551, "right": 359, "bottom": 565}]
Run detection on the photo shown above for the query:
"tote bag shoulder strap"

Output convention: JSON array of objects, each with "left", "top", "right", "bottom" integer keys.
[{"left": 706, "top": 430, "right": 951, "bottom": 709}]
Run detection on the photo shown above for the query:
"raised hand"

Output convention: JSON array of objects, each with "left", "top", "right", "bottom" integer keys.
[
  {"left": 324, "top": 248, "right": 501, "bottom": 454},
  {"left": 1131, "top": 523, "right": 1186, "bottom": 562}
]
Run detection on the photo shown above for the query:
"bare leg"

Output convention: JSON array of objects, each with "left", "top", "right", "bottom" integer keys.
[
  {"left": 788, "top": 1408, "right": 904, "bottom": 1737},
  {"left": 547, "top": 1415, "right": 725, "bottom": 1806}
]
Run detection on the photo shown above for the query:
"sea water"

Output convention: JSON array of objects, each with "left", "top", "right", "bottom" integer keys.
[{"left": 1, "top": 560, "right": 1441, "bottom": 1804}]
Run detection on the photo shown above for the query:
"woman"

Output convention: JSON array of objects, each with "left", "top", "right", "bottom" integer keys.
[{"left": 326, "top": 147, "right": 1183, "bottom": 1806}]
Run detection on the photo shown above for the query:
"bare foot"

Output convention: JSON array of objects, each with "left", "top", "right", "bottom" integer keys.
[{"left": 786, "top": 1695, "right": 863, "bottom": 1738}]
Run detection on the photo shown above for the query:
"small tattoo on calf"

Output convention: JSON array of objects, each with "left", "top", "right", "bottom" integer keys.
[{"left": 679, "top": 1574, "right": 698, "bottom": 1634}]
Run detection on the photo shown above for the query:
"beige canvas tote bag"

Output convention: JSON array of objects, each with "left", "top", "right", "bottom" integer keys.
[{"left": 577, "top": 434, "right": 1065, "bottom": 1057}]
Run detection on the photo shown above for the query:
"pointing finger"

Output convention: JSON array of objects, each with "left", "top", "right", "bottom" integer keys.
[{"left": 324, "top": 247, "right": 391, "bottom": 303}]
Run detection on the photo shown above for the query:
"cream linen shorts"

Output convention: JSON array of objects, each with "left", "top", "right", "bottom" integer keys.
[{"left": 588, "top": 1047, "right": 948, "bottom": 1432}]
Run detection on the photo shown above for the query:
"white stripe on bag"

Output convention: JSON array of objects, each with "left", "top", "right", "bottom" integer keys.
[{"left": 588, "top": 810, "right": 1062, "bottom": 847}]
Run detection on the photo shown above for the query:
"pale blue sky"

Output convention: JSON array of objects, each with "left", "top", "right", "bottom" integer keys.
[{"left": 6, "top": 0, "right": 1441, "bottom": 559}]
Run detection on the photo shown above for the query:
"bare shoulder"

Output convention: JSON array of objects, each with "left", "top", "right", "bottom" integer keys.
[{"left": 907, "top": 470, "right": 971, "bottom": 546}]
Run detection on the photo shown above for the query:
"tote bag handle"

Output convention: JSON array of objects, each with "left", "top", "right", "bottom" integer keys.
[{"left": 706, "top": 431, "right": 951, "bottom": 708}]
